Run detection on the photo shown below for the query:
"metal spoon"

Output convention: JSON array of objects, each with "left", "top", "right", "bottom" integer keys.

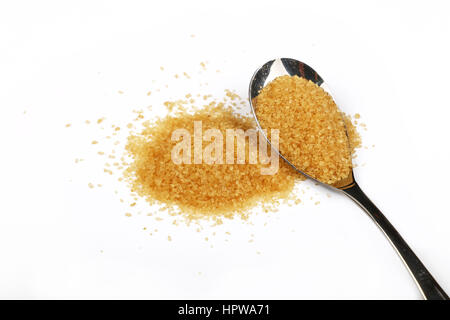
[{"left": 248, "top": 58, "right": 449, "bottom": 300}]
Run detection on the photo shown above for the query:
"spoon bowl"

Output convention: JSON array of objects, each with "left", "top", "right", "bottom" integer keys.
[
  {"left": 249, "top": 58, "right": 354, "bottom": 190},
  {"left": 248, "top": 58, "right": 449, "bottom": 300}
]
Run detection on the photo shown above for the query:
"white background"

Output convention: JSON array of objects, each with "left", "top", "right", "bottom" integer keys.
[{"left": 1, "top": 0, "right": 450, "bottom": 300}]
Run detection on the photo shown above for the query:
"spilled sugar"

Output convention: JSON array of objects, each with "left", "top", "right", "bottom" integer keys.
[
  {"left": 75, "top": 65, "right": 365, "bottom": 225},
  {"left": 123, "top": 101, "right": 304, "bottom": 222}
]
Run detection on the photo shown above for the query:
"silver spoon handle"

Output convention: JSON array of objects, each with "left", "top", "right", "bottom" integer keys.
[{"left": 342, "top": 182, "right": 449, "bottom": 300}]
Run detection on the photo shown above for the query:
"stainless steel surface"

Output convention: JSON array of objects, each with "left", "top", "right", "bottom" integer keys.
[{"left": 248, "top": 58, "right": 449, "bottom": 300}]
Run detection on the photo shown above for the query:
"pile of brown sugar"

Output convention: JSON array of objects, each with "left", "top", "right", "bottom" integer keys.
[
  {"left": 76, "top": 61, "right": 364, "bottom": 223},
  {"left": 254, "top": 75, "right": 360, "bottom": 185},
  {"left": 123, "top": 102, "right": 305, "bottom": 222}
]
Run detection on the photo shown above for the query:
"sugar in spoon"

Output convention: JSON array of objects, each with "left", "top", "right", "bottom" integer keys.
[{"left": 248, "top": 58, "right": 449, "bottom": 300}]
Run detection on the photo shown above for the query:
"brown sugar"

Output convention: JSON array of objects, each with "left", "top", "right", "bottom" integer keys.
[
  {"left": 253, "top": 75, "right": 359, "bottom": 185},
  {"left": 86, "top": 66, "right": 363, "bottom": 222},
  {"left": 123, "top": 102, "right": 304, "bottom": 222}
]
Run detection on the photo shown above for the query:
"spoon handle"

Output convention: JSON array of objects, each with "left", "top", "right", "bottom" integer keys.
[{"left": 342, "top": 182, "right": 449, "bottom": 300}]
